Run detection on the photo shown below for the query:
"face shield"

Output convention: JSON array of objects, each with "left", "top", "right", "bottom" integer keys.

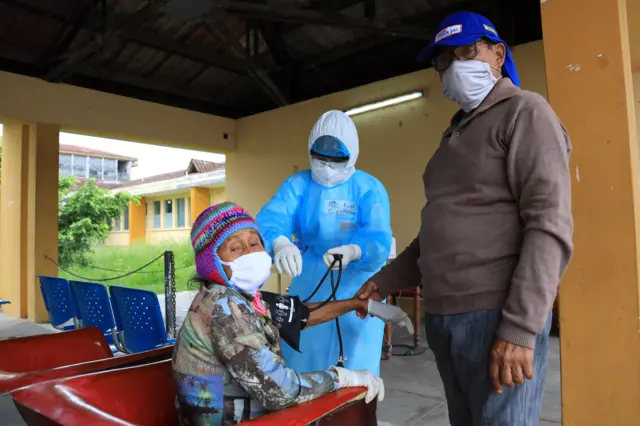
[
  {"left": 309, "top": 136, "right": 353, "bottom": 187},
  {"left": 308, "top": 111, "right": 359, "bottom": 187}
]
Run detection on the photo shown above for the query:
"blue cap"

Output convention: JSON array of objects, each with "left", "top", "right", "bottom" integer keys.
[
  {"left": 310, "top": 135, "right": 351, "bottom": 159},
  {"left": 417, "top": 12, "right": 520, "bottom": 87}
]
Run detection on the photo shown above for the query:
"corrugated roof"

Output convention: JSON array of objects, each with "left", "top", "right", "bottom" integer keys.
[
  {"left": 114, "top": 170, "right": 186, "bottom": 189},
  {"left": 114, "top": 158, "right": 224, "bottom": 189},
  {"left": 59, "top": 144, "right": 138, "bottom": 161},
  {"left": 187, "top": 159, "right": 226, "bottom": 174}
]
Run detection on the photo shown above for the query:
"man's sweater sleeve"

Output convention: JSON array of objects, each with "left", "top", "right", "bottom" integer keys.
[
  {"left": 498, "top": 98, "right": 574, "bottom": 348},
  {"left": 371, "top": 236, "right": 422, "bottom": 299}
]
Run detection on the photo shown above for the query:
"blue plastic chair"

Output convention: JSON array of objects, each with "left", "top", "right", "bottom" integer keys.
[
  {"left": 37, "top": 276, "right": 78, "bottom": 330},
  {"left": 0, "top": 299, "right": 10, "bottom": 312},
  {"left": 68, "top": 280, "right": 124, "bottom": 353},
  {"left": 109, "top": 286, "right": 175, "bottom": 354}
]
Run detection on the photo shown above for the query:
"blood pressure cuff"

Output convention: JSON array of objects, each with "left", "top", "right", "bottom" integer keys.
[{"left": 260, "top": 291, "right": 310, "bottom": 353}]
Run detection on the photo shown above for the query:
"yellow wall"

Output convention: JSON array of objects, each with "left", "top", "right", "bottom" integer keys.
[
  {"left": 229, "top": 41, "right": 548, "bottom": 250},
  {"left": 209, "top": 187, "right": 227, "bottom": 205},
  {"left": 145, "top": 194, "right": 192, "bottom": 246},
  {"left": 105, "top": 187, "right": 228, "bottom": 246},
  {"left": 104, "top": 232, "right": 130, "bottom": 247},
  {"left": 190, "top": 187, "right": 210, "bottom": 223},
  {"left": 0, "top": 71, "right": 236, "bottom": 153},
  {"left": 129, "top": 199, "right": 146, "bottom": 245},
  {"left": 0, "top": 123, "right": 30, "bottom": 317},
  {"left": 540, "top": 2, "right": 640, "bottom": 424}
]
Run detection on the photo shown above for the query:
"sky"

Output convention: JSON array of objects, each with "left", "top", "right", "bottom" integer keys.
[{"left": 0, "top": 124, "right": 226, "bottom": 180}]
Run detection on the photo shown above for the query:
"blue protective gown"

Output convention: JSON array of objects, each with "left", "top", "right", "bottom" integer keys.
[{"left": 256, "top": 169, "right": 392, "bottom": 375}]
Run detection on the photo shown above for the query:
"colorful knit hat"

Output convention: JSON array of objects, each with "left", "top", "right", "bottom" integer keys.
[{"left": 191, "top": 202, "right": 263, "bottom": 286}]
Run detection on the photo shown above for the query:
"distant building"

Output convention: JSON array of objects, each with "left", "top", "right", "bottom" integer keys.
[
  {"left": 106, "top": 159, "right": 226, "bottom": 247},
  {"left": 59, "top": 144, "right": 138, "bottom": 189}
]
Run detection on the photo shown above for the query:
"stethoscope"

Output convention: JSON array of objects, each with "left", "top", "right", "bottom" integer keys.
[{"left": 302, "top": 254, "right": 346, "bottom": 367}]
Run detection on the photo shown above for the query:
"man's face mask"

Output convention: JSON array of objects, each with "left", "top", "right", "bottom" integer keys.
[
  {"left": 310, "top": 157, "right": 353, "bottom": 187},
  {"left": 442, "top": 60, "right": 500, "bottom": 112},
  {"left": 220, "top": 251, "right": 273, "bottom": 295}
]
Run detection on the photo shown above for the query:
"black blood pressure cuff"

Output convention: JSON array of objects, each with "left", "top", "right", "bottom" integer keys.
[{"left": 260, "top": 291, "right": 310, "bottom": 353}]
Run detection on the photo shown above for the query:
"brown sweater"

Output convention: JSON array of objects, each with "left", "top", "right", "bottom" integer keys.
[{"left": 374, "top": 78, "right": 573, "bottom": 348}]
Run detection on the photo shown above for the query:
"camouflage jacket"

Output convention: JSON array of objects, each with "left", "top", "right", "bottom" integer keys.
[{"left": 172, "top": 283, "right": 338, "bottom": 425}]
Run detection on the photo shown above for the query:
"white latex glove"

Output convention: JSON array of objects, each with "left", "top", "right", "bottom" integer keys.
[
  {"left": 272, "top": 236, "right": 302, "bottom": 278},
  {"left": 330, "top": 366, "right": 385, "bottom": 404},
  {"left": 323, "top": 244, "right": 362, "bottom": 270},
  {"left": 368, "top": 300, "right": 415, "bottom": 335}
]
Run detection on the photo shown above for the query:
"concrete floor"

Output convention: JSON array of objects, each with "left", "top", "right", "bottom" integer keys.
[
  {"left": 376, "top": 328, "right": 561, "bottom": 426},
  {"left": 0, "top": 294, "right": 561, "bottom": 426}
]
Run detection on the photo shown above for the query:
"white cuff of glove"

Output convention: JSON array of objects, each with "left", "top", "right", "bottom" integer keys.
[
  {"left": 330, "top": 366, "right": 385, "bottom": 404},
  {"left": 272, "top": 236, "right": 303, "bottom": 278},
  {"left": 323, "top": 244, "right": 362, "bottom": 270},
  {"left": 368, "top": 300, "right": 414, "bottom": 335}
]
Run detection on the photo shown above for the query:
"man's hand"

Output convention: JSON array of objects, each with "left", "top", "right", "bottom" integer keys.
[
  {"left": 351, "top": 296, "right": 368, "bottom": 315},
  {"left": 490, "top": 338, "right": 534, "bottom": 393},
  {"left": 355, "top": 281, "right": 382, "bottom": 319}
]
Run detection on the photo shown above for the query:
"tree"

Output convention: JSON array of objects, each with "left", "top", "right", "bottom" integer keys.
[{"left": 58, "top": 176, "right": 137, "bottom": 266}]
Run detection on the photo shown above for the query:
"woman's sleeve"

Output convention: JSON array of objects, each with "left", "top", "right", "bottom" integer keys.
[
  {"left": 255, "top": 175, "right": 305, "bottom": 255},
  {"left": 350, "top": 179, "right": 393, "bottom": 272},
  {"left": 210, "top": 294, "right": 338, "bottom": 412}
]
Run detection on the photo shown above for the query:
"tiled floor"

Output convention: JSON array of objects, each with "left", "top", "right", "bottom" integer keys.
[{"left": 0, "top": 302, "right": 561, "bottom": 426}]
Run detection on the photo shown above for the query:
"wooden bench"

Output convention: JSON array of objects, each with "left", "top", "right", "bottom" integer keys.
[{"left": 12, "top": 359, "right": 375, "bottom": 426}]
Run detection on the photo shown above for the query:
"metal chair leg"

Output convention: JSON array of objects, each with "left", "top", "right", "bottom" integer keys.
[{"left": 111, "top": 329, "right": 129, "bottom": 354}]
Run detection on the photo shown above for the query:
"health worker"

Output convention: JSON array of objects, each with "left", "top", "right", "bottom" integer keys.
[{"left": 256, "top": 110, "right": 392, "bottom": 375}]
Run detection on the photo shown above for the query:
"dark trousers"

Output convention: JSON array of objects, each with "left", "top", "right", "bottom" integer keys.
[{"left": 425, "top": 309, "right": 552, "bottom": 426}]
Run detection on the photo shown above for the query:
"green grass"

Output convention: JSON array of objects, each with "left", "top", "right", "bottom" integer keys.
[{"left": 58, "top": 242, "right": 197, "bottom": 294}]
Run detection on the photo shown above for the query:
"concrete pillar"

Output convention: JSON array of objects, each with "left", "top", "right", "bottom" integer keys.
[
  {"left": 190, "top": 187, "right": 210, "bottom": 224},
  {"left": 26, "top": 123, "right": 60, "bottom": 322},
  {"left": 0, "top": 122, "right": 30, "bottom": 318},
  {"left": 541, "top": 1, "right": 640, "bottom": 424},
  {"left": 129, "top": 198, "right": 146, "bottom": 245}
]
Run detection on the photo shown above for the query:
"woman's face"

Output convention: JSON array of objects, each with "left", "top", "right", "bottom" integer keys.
[{"left": 217, "top": 228, "right": 264, "bottom": 279}]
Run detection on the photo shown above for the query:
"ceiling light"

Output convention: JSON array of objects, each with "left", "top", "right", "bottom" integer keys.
[{"left": 345, "top": 91, "right": 424, "bottom": 116}]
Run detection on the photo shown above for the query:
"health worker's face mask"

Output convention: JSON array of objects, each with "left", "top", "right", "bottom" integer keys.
[
  {"left": 442, "top": 60, "right": 500, "bottom": 112},
  {"left": 220, "top": 251, "right": 273, "bottom": 295},
  {"left": 311, "top": 158, "right": 354, "bottom": 187}
]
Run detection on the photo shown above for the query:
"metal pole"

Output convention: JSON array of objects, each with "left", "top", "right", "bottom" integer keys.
[{"left": 164, "top": 250, "right": 176, "bottom": 339}]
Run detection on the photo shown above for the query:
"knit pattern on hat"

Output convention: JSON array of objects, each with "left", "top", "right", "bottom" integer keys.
[{"left": 191, "top": 202, "right": 262, "bottom": 288}]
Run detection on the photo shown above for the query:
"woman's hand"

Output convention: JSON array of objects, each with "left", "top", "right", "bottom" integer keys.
[{"left": 330, "top": 366, "right": 385, "bottom": 403}]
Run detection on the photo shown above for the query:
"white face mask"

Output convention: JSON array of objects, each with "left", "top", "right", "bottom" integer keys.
[
  {"left": 220, "top": 251, "right": 273, "bottom": 295},
  {"left": 442, "top": 60, "right": 500, "bottom": 112},
  {"left": 310, "top": 158, "right": 355, "bottom": 187}
]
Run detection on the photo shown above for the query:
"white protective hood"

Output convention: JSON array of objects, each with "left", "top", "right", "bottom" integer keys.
[{"left": 308, "top": 110, "right": 360, "bottom": 170}]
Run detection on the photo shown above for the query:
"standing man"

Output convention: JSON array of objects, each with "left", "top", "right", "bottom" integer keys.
[
  {"left": 256, "top": 110, "right": 392, "bottom": 376},
  {"left": 356, "top": 11, "right": 573, "bottom": 426}
]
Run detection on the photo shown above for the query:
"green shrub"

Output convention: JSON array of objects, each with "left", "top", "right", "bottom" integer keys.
[{"left": 58, "top": 176, "right": 137, "bottom": 267}]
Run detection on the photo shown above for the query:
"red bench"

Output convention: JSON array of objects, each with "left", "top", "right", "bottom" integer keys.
[
  {"left": 2, "top": 346, "right": 173, "bottom": 394},
  {"left": 0, "top": 328, "right": 111, "bottom": 374},
  {"left": 0, "top": 327, "right": 173, "bottom": 394},
  {"left": 12, "top": 359, "right": 374, "bottom": 426}
]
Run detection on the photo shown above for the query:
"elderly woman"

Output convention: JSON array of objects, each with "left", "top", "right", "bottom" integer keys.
[{"left": 172, "top": 202, "right": 384, "bottom": 425}]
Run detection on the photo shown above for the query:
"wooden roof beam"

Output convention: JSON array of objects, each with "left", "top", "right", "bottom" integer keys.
[
  {"left": 215, "top": 1, "right": 430, "bottom": 40},
  {"left": 4, "top": 0, "right": 249, "bottom": 75},
  {"left": 203, "top": 21, "right": 289, "bottom": 107}
]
